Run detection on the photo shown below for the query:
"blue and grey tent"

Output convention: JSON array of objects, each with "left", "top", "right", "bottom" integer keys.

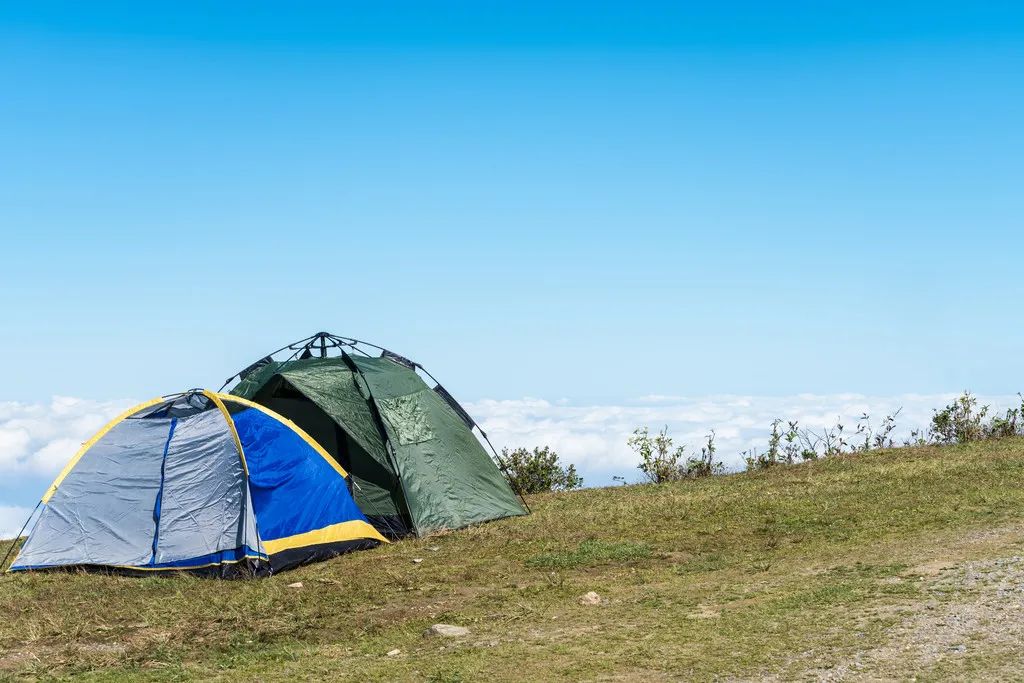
[{"left": 7, "top": 390, "right": 387, "bottom": 576}]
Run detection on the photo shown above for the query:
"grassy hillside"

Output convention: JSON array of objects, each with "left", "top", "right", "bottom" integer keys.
[{"left": 4, "top": 439, "right": 1024, "bottom": 681}]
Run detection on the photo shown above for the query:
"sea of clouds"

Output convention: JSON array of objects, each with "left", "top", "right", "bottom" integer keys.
[
  {"left": 2, "top": 391, "right": 1020, "bottom": 538},
  {"left": 466, "top": 392, "right": 1023, "bottom": 481}
]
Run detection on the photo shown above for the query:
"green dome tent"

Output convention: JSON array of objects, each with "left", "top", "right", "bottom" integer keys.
[{"left": 222, "top": 333, "right": 528, "bottom": 538}]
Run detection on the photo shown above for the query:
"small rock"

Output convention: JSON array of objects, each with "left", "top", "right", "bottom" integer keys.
[
  {"left": 287, "top": 582, "right": 303, "bottom": 589},
  {"left": 428, "top": 546, "right": 440, "bottom": 552},
  {"left": 425, "top": 623, "right": 470, "bottom": 638},
  {"left": 412, "top": 558, "right": 423, "bottom": 564},
  {"left": 386, "top": 648, "right": 401, "bottom": 657},
  {"left": 949, "top": 644, "right": 967, "bottom": 654},
  {"left": 579, "top": 591, "right": 602, "bottom": 606}
]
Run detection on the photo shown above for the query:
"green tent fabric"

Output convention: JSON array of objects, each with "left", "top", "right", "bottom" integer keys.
[{"left": 231, "top": 350, "right": 527, "bottom": 537}]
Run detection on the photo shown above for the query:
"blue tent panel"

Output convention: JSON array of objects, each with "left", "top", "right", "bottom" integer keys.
[{"left": 228, "top": 401, "right": 385, "bottom": 569}]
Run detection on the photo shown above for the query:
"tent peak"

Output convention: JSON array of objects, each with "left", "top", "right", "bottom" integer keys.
[{"left": 220, "top": 332, "right": 422, "bottom": 391}]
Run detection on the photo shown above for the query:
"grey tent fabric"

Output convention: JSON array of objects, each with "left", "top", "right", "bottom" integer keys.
[
  {"left": 13, "top": 402, "right": 260, "bottom": 571},
  {"left": 146, "top": 408, "right": 258, "bottom": 565}
]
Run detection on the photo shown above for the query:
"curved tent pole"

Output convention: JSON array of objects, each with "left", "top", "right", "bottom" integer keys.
[
  {"left": 0, "top": 501, "right": 41, "bottom": 572},
  {"left": 475, "top": 429, "right": 531, "bottom": 513},
  {"left": 219, "top": 332, "right": 375, "bottom": 391}
]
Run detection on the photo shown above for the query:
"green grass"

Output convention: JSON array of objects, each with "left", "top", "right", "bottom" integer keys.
[
  {"left": 3, "top": 438, "right": 1024, "bottom": 680},
  {"left": 526, "top": 539, "right": 652, "bottom": 568}
]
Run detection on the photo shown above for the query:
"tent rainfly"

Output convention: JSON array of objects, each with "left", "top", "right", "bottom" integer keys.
[
  {"left": 224, "top": 332, "right": 529, "bottom": 538},
  {"left": 7, "top": 390, "right": 386, "bottom": 576}
]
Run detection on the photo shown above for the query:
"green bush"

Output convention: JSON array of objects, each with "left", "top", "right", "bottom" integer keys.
[
  {"left": 629, "top": 426, "right": 686, "bottom": 483},
  {"left": 501, "top": 446, "right": 583, "bottom": 494},
  {"left": 629, "top": 426, "right": 723, "bottom": 483},
  {"left": 929, "top": 391, "right": 1024, "bottom": 444},
  {"left": 628, "top": 392, "right": 1024, "bottom": 481},
  {"left": 930, "top": 392, "right": 988, "bottom": 444}
]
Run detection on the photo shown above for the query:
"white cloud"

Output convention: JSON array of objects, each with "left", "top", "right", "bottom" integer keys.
[
  {"left": 467, "top": 393, "right": 1024, "bottom": 483},
  {"left": 0, "top": 396, "right": 134, "bottom": 476},
  {"left": 0, "top": 505, "right": 35, "bottom": 540},
  {"left": 1, "top": 391, "right": 1020, "bottom": 510}
]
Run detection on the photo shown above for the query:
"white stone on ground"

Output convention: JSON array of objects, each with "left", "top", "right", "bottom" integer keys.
[{"left": 425, "top": 624, "right": 470, "bottom": 637}]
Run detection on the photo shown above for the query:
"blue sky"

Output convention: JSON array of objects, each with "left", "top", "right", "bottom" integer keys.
[
  {"left": 2, "top": 2, "right": 1023, "bottom": 403},
  {"left": 1, "top": 3, "right": 1023, "bottom": 522}
]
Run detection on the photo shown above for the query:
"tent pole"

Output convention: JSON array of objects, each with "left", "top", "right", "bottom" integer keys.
[
  {"left": 218, "top": 332, "right": 320, "bottom": 391},
  {"left": 479, "top": 430, "right": 531, "bottom": 513},
  {"left": 1, "top": 500, "right": 41, "bottom": 572}
]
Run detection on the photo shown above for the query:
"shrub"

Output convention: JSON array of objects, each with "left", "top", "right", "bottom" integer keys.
[
  {"left": 929, "top": 392, "right": 988, "bottom": 444},
  {"left": 629, "top": 426, "right": 723, "bottom": 483},
  {"left": 632, "top": 391, "right": 1024, "bottom": 481},
  {"left": 745, "top": 410, "right": 901, "bottom": 471},
  {"left": 501, "top": 446, "right": 583, "bottom": 494},
  {"left": 629, "top": 426, "right": 686, "bottom": 483},
  {"left": 682, "top": 430, "right": 725, "bottom": 479},
  {"left": 745, "top": 419, "right": 818, "bottom": 471},
  {"left": 984, "top": 394, "right": 1024, "bottom": 439},
  {"left": 926, "top": 392, "right": 1024, "bottom": 443}
]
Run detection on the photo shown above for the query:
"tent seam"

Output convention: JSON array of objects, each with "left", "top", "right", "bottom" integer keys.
[{"left": 148, "top": 417, "right": 177, "bottom": 566}]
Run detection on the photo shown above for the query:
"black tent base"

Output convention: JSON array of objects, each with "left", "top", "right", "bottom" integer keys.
[
  {"left": 267, "top": 538, "right": 384, "bottom": 573},
  {"left": 8, "top": 538, "right": 386, "bottom": 578},
  {"left": 7, "top": 559, "right": 272, "bottom": 579}
]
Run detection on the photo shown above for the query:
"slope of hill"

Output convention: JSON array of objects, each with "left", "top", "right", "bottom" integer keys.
[{"left": 3, "top": 439, "right": 1024, "bottom": 681}]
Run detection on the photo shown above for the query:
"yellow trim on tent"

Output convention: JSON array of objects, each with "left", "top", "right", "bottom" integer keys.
[
  {"left": 214, "top": 392, "right": 350, "bottom": 480},
  {"left": 262, "top": 519, "right": 387, "bottom": 554},
  {"left": 202, "top": 390, "right": 249, "bottom": 476},
  {"left": 40, "top": 396, "right": 169, "bottom": 504}
]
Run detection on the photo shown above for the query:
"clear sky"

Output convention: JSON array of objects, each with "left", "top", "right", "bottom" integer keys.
[{"left": 1, "top": 4, "right": 1023, "bottom": 428}]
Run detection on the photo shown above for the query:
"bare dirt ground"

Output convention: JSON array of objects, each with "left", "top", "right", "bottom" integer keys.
[{"left": 764, "top": 524, "right": 1024, "bottom": 681}]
